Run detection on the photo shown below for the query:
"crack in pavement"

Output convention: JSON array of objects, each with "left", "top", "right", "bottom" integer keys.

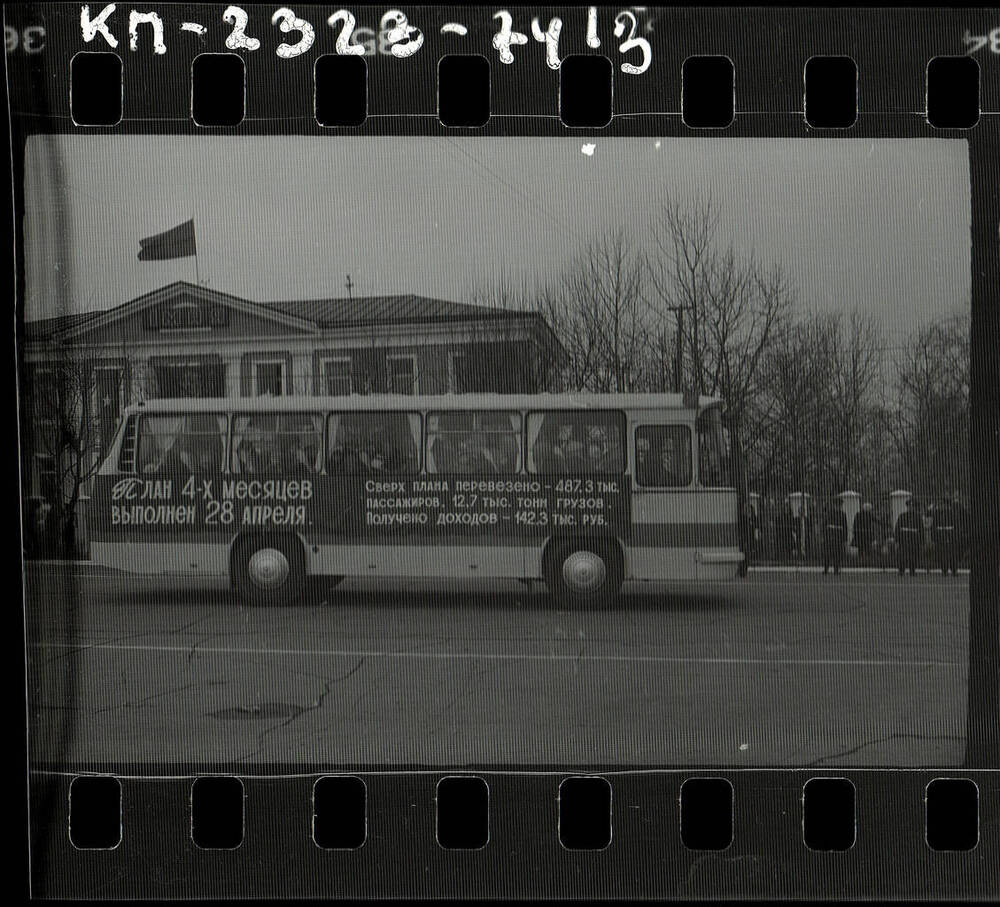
[
  {"left": 238, "top": 656, "right": 367, "bottom": 763},
  {"left": 92, "top": 681, "right": 201, "bottom": 715},
  {"left": 168, "top": 614, "right": 219, "bottom": 636},
  {"left": 37, "top": 627, "right": 166, "bottom": 666},
  {"left": 186, "top": 631, "right": 231, "bottom": 665},
  {"left": 428, "top": 659, "right": 489, "bottom": 721}
]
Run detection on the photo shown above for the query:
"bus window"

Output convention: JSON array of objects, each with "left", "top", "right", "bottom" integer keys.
[
  {"left": 696, "top": 408, "right": 731, "bottom": 487},
  {"left": 137, "top": 414, "right": 227, "bottom": 474},
  {"left": 426, "top": 411, "right": 521, "bottom": 474},
  {"left": 526, "top": 411, "right": 624, "bottom": 474},
  {"left": 231, "top": 413, "right": 323, "bottom": 475},
  {"left": 327, "top": 412, "right": 421, "bottom": 474},
  {"left": 635, "top": 425, "right": 692, "bottom": 487}
]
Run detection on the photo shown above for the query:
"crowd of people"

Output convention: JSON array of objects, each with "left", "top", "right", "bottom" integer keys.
[
  {"left": 744, "top": 492, "right": 971, "bottom": 575},
  {"left": 429, "top": 413, "right": 520, "bottom": 473},
  {"left": 530, "top": 417, "right": 624, "bottom": 475}
]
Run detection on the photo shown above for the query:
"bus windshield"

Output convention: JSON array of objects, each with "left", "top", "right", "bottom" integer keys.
[{"left": 696, "top": 407, "right": 731, "bottom": 487}]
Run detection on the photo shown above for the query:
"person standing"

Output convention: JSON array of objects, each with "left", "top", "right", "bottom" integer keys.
[
  {"left": 894, "top": 497, "right": 924, "bottom": 576},
  {"left": 931, "top": 495, "right": 959, "bottom": 576},
  {"left": 951, "top": 490, "right": 971, "bottom": 568},
  {"left": 851, "top": 502, "right": 876, "bottom": 561},
  {"left": 822, "top": 496, "right": 849, "bottom": 575}
]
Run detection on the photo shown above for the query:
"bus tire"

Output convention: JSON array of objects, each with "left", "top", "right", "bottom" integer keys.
[
  {"left": 543, "top": 538, "right": 623, "bottom": 610},
  {"left": 232, "top": 535, "right": 306, "bottom": 607}
]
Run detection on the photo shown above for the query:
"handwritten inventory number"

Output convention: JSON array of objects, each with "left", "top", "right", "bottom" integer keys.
[{"left": 78, "top": 5, "right": 651, "bottom": 72}]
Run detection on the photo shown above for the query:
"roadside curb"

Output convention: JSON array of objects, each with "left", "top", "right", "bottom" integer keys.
[
  {"left": 750, "top": 565, "right": 970, "bottom": 575},
  {"left": 26, "top": 559, "right": 972, "bottom": 577}
]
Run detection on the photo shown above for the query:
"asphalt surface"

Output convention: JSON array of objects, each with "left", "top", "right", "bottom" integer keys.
[{"left": 24, "top": 565, "right": 969, "bottom": 768}]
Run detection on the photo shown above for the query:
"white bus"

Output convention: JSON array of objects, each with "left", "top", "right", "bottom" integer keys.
[{"left": 91, "top": 393, "right": 743, "bottom": 608}]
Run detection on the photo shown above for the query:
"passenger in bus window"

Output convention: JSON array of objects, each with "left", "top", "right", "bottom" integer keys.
[
  {"left": 553, "top": 422, "right": 586, "bottom": 471},
  {"left": 430, "top": 432, "right": 459, "bottom": 473},
  {"left": 489, "top": 431, "right": 518, "bottom": 472},
  {"left": 177, "top": 443, "right": 198, "bottom": 473},
  {"left": 463, "top": 432, "right": 498, "bottom": 473},
  {"left": 328, "top": 421, "right": 364, "bottom": 474},
  {"left": 654, "top": 437, "right": 684, "bottom": 486},
  {"left": 635, "top": 435, "right": 650, "bottom": 477},
  {"left": 139, "top": 435, "right": 162, "bottom": 473},
  {"left": 363, "top": 441, "right": 386, "bottom": 471},
  {"left": 391, "top": 418, "right": 419, "bottom": 472},
  {"left": 236, "top": 422, "right": 267, "bottom": 474},
  {"left": 532, "top": 425, "right": 562, "bottom": 473},
  {"left": 584, "top": 424, "right": 621, "bottom": 473},
  {"left": 288, "top": 432, "right": 319, "bottom": 475}
]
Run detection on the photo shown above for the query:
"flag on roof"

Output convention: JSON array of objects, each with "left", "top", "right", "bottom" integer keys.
[{"left": 137, "top": 219, "right": 196, "bottom": 260}]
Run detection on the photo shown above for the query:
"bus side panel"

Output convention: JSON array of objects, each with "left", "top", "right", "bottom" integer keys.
[
  {"left": 90, "top": 540, "right": 230, "bottom": 576},
  {"left": 696, "top": 489, "right": 743, "bottom": 580},
  {"left": 309, "top": 543, "right": 526, "bottom": 579},
  {"left": 628, "top": 489, "right": 704, "bottom": 581}
]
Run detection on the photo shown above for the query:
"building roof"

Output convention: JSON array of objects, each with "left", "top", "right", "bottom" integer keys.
[
  {"left": 124, "top": 392, "right": 724, "bottom": 415},
  {"left": 25, "top": 281, "right": 537, "bottom": 340},
  {"left": 265, "top": 295, "right": 528, "bottom": 328}
]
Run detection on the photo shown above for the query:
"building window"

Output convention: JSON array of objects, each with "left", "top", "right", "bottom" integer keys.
[
  {"left": 253, "top": 359, "right": 286, "bottom": 397},
  {"left": 387, "top": 354, "right": 417, "bottom": 395},
  {"left": 448, "top": 352, "right": 468, "bottom": 394},
  {"left": 33, "top": 366, "right": 58, "bottom": 432},
  {"left": 320, "top": 357, "right": 352, "bottom": 396},
  {"left": 152, "top": 360, "right": 225, "bottom": 398}
]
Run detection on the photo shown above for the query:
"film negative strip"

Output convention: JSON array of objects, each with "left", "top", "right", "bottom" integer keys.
[{"left": 7, "top": 3, "right": 999, "bottom": 900}]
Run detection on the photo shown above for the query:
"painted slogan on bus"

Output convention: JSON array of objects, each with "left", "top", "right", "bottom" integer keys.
[{"left": 94, "top": 472, "right": 630, "bottom": 538}]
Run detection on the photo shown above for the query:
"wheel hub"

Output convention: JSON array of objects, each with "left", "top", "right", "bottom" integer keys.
[
  {"left": 562, "top": 550, "right": 607, "bottom": 594},
  {"left": 247, "top": 547, "right": 290, "bottom": 590}
]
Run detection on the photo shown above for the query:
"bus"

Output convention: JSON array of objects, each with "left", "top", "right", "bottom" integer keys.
[{"left": 91, "top": 393, "right": 744, "bottom": 609}]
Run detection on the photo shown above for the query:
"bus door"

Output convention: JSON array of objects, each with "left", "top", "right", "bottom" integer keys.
[
  {"left": 629, "top": 421, "right": 699, "bottom": 581},
  {"left": 695, "top": 407, "right": 743, "bottom": 579}
]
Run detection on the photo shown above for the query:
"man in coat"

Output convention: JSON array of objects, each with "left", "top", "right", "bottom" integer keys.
[
  {"left": 822, "top": 496, "right": 849, "bottom": 575},
  {"left": 851, "top": 502, "right": 876, "bottom": 561},
  {"left": 931, "top": 495, "right": 960, "bottom": 576},
  {"left": 894, "top": 497, "right": 924, "bottom": 576}
]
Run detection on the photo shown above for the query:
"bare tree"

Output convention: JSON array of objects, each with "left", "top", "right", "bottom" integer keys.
[
  {"left": 470, "top": 231, "right": 650, "bottom": 395},
  {"left": 889, "top": 311, "right": 970, "bottom": 495},
  {"left": 28, "top": 348, "right": 132, "bottom": 554},
  {"left": 756, "top": 313, "right": 838, "bottom": 497},
  {"left": 824, "top": 310, "right": 885, "bottom": 493},
  {"left": 562, "top": 228, "right": 650, "bottom": 393},
  {"left": 465, "top": 279, "right": 568, "bottom": 393},
  {"left": 647, "top": 195, "right": 794, "bottom": 499}
]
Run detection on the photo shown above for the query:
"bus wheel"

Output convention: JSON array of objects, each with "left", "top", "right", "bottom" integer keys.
[
  {"left": 232, "top": 536, "right": 306, "bottom": 606},
  {"left": 544, "top": 539, "right": 622, "bottom": 610}
]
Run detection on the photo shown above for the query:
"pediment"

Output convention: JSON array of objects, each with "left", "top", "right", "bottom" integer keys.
[{"left": 56, "top": 283, "right": 318, "bottom": 345}]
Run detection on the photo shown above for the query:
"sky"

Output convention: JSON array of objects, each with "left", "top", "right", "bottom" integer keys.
[{"left": 22, "top": 135, "right": 970, "bottom": 341}]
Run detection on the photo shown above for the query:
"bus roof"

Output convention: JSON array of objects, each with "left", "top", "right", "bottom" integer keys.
[{"left": 123, "top": 393, "right": 725, "bottom": 415}]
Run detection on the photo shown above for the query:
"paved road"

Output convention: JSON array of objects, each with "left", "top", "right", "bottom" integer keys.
[{"left": 24, "top": 565, "right": 969, "bottom": 768}]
